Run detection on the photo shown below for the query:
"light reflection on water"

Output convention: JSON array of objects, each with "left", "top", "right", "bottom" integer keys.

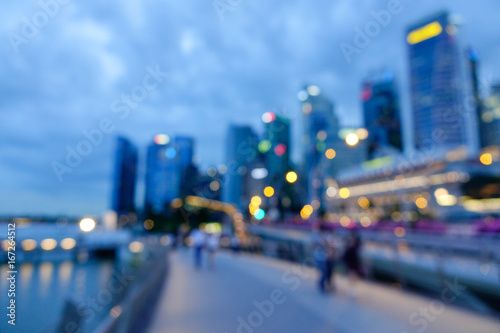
[{"left": 0, "top": 259, "right": 115, "bottom": 333}]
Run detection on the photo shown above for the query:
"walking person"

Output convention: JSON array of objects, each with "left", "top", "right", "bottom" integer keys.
[
  {"left": 343, "top": 232, "right": 362, "bottom": 298},
  {"left": 206, "top": 233, "right": 220, "bottom": 269},
  {"left": 230, "top": 234, "right": 240, "bottom": 255},
  {"left": 191, "top": 227, "right": 206, "bottom": 269},
  {"left": 312, "top": 224, "right": 336, "bottom": 293}
]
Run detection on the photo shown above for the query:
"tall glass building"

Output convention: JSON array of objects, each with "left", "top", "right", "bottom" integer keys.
[
  {"left": 144, "top": 135, "right": 182, "bottom": 215},
  {"left": 111, "top": 136, "right": 138, "bottom": 217},
  {"left": 481, "top": 85, "right": 500, "bottom": 148},
  {"left": 222, "top": 125, "right": 259, "bottom": 210},
  {"left": 406, "top": 11, "right": 478, "bottom": 155},
  {"left": 361, "top": 71, "right": 402, "bottom": 158},
  {"left": 173, "top": 136, "right": 197, "bottom": 197},
  {"left": 262, "top": 112, "right": 290, "bottom": 186},
  {"left": 298, "top": 85, "right": 339, "bottom": 206}
]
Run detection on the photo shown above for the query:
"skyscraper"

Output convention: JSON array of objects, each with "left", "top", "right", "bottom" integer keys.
[
  {"left": 467, "top": 47, "right": 486, "bottom": 148},
  {"left": 481, "top": 84, "right": 500, "bottom": 148},
  {"left": 174, "top": 136, "right": 197, "bottom": 197},
  {"left": 361, "top": 70, "right": 402, "bottom": 158},
  {"left": 144, "top": 134, "right": 182, "bottom": 215},
  {"left": 222, "top": 125, "right": 259, "bottom": 210},
  {"left": 406, "top": 11, "right": 478, "bottom": 154},
  {"left": 298, "top": 85, "right": 339, "bottom": 205},
  {"left": 261, "top": 112, "right": 290, "bottom": 186},
  {"left": 111, "top": 136, "right": 138, "bottom": 217}
]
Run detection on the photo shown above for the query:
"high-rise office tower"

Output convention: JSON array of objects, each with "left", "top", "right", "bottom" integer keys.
[
  {"left": 111, "top": 136, "right": 138, "bottom": 217},
  {"left": 406, "top": 11, "right": 478, "bottom": 154},
  {"left": 298, "top": 85, "right": 340, "bottom": 205},
  {"left": 361, "top": 70, "right": 402, "bottom": 158},
  {"left": 467, "top": 47, "right": 486, "bottom": 148},
  {"left": 261, "top": 112, "right": 291, "bottom": 186},
  {"left": 222, "top": 125, "right": 259, "bottom": 210},
  {"left": 481, "top": 84, "right": 500, "bottom": 148},
  {"left": 174, "top": 136, "right": 197, "bottom": 197},
  {"left": 144, "top": 134, "right": 182, "bottom": 215}
]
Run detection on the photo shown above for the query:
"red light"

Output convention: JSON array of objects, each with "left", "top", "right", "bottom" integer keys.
[
  {"left": 274, "top": 144, "right": 286, "bottom": 156},
  {"left": 262, "top": 112, "right": 276, "bottom": 123},
  {"left": 360, "top": 88, "right": 372, "bottom": 102}
]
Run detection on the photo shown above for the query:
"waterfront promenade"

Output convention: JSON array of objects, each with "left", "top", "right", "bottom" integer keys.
[{"left": 148, "top": 250, "right": 500, "bottom": 333}]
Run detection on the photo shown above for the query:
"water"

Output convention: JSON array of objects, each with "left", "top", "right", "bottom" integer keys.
[{"left": 0, "top": 259, "right": 115, "bottom": 332}]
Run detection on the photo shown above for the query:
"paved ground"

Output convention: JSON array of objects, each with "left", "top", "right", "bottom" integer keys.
[{"left": 148, "top": 249, "right": 500, "bottom": 333}]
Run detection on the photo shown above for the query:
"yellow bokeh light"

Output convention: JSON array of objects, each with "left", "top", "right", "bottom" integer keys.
[
  {"left": 41, "top": 239, "right": 57, "bottom": 251},
  {"left": 345, "top": 133, "right": 359, "bottom": 146},
  {"left": 302, "top": 205, "right": 314, "bottom": 215},
  {"left": 249, "top": 203, "right": 259, "bottom": 215},
  {"left": 357, "top": 197, "right": 370, "bottom": 209},
  {"left": 60, "top": 238, "right": 76, "bottom": 250},
  {"left": 251, "top": 196, "right": 262, "bottom": 206},
  {"left": 339, "top": 188, "right": 350, "bottom": 199},
  {"left": 415, "top": 197, "right": 428, "bottom": 209},
  {"left": 263, "top": 186, "right": 275, "bottom": 197},
  {"left": 286, "top": 171, "right": 298, "bottom": 183},
  {"left": 480, "top": 153, "right": 493, "bottom": 165},
  {"left": 21, "top": 239, "right": 37, "bottom": 251},
  {"left": 325, "top": 149, "right": 336, "bottom": 160},
  {"left": 144, "top": 219, "right": 154, "bottom": 230},
  {"left": 300, "top": 210, "right": 311, "bottom": 220}
]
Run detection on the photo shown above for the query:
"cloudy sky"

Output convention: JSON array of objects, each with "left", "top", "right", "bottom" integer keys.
[{"left": 1, "top": 0, "right": 500, "bottom": 216}]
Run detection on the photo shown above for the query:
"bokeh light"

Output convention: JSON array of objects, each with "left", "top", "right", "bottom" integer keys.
[
  {"left": 254, "top": 209, "right": 265, "bottom": 220},
  {"left": 262, "top": 112, "right": 276, "bottom": 123},
  {"left": 480, "top": 153, "right": 493, "bottom": 165},
  {"left": 325, "top": 149, "right": 336, "bottom": 159},
  {"left": 258, "top": 140, "right": 272, "bottom": 153},
  {"left": 286, "top": 171, "right": 298, "bottom": 183},
  {"left": 346, "top": 133, "right": 359, "bottom": 146},
  {"left": 274, "top": 144, "right": 287, "bottom": 156},
  {"left": 79, "top": 218, "right": 96, "bottom": 232},
  {"left": 263, "top": 186, "right": 274, "bottom": 197},
  {"left": 251, "top": 196, "right": 262, "bottom": 206},
  {"left": 154, "top": 134, "right": 170, "bottom": 145},
  {"left": 339, "top": 188, "right": 350, "bottom": 199},
  {"left": 41, "top": 239, "right": 57, "bottom": 251}
]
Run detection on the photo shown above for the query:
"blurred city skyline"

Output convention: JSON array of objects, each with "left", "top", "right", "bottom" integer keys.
[{"left": 2, "top": 0, "right": 500, "bottom": 216}]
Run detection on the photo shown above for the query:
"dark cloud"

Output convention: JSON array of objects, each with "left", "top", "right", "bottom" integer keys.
[{"left": 1, "top": 0, "right": 499, "bottom": 215}]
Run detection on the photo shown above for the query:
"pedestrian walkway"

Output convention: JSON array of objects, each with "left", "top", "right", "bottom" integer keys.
[{"left": 148, "top": 249, "right": 500, "bottom": 333}]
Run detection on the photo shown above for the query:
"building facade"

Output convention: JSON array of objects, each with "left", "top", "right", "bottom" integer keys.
[
  {"left": 361, "top": 71, "right": 402, "bottom": 158},
  {"left": 222, "top": 125, "right": 259, "bottom": 211},
  {"left": 111, "top": 136, "right": 138, "bottom": 217},
  {"left": 407, "top": 11, "right": 478, "bottom": 155}
]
